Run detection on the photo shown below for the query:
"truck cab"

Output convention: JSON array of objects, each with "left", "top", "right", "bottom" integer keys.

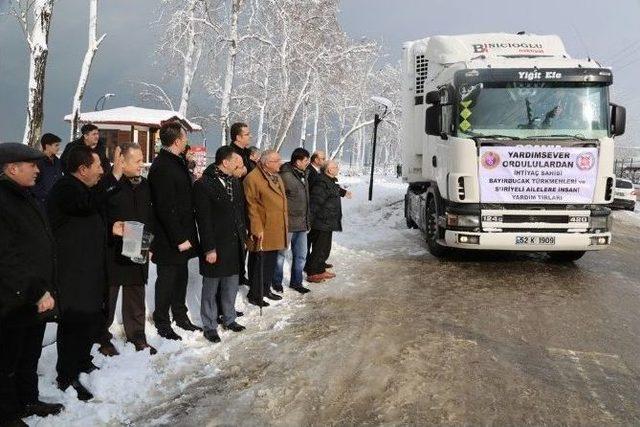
[{"left": 401, "top": 33, "right": 626, "bottom": 261}]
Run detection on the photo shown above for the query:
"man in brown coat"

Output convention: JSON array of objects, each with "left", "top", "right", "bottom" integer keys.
[{"left": 243, "top": 150, "right": 288, "bottom": 307}]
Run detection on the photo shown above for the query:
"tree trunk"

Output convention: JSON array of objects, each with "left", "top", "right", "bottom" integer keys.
[
  {"left": 329, "top": 118, "right": 374, "bottom": 160},
  {"left": 23, "top": 0, "right": 54, "bottom": 147},
  {"left": 70, "top": 0, "right": 106, "bottom": 140},
  {"left": 274, "top": 68, "right": 313, "bottom": 152},
  {"left": 299, "top": 97, "right": 309, "bottom": 148},
  {"left": 178, "top": 0, "right": 202, "bottom": 117},
  {"left": 311, "top": 99, "right": 319, "bottom": 153},
  {"left": 219, "top": 0, "right": 244, "bottom": 145}
]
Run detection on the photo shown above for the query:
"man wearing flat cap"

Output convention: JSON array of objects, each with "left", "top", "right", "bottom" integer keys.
[{"left": 0, "top": 143, "right": 64, "bottom": 425}]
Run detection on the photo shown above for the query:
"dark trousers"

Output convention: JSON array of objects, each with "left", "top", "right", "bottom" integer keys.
[
  {"left": 247, "top": 250, "right": 278, "bottom": 300},
  {"left": 56, "top": 311, "right": 102, "bottom": 382},
  {"left": 101, "top": 285, "right": 146, "bottom": 343},
  {"left": 305, "top": 229, "right": 333, "bottom": 275},
  {"left": 0, "top": 320, "right": 45, "bottom": 421},
  {"left": 153, "top": 262, "right": 189, "bottom": 330}
]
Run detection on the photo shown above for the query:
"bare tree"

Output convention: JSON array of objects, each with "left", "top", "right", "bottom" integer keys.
[
  {"left": 69, "top": 0, "right": 106, "bottom": 139},
  {"left": 11, "top": 0, "right": 55, "bottom": 147}
]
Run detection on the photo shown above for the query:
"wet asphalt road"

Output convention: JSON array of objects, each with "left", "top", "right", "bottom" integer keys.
[{"left": 139, "top": 211, "right": 640, "bottom": 426}]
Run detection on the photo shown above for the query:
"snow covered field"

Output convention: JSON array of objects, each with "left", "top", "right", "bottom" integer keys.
[{"left": 28, "top": 174, "right": 412, "bottom": 426}]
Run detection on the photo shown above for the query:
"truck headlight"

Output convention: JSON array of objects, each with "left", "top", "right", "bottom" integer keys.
[{"left": 447, "top": 213, "right": 480, "bottom": 227}]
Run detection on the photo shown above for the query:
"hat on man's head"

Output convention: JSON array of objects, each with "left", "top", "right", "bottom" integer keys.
[{"left": 0, "top": 142, "right": 46, "bottom": 165}]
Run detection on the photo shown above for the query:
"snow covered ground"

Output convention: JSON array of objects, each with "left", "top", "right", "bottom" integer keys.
[
  {"left": 28, "top": 174, "right": 412, "bottom": 426},
  {"left": 26, "top": 175, "right": 640, "bottom": 426}
]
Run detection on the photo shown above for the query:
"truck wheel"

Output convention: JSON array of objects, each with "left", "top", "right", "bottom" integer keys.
[
  {"left": 404, "top": 194, "right": 418, "bottom": 229},
  {"left": 547, "top": 251, "right": 586, "bottom": 262},
  {"left": 426, "top": 196, "right": 449, "bottom": 258}
]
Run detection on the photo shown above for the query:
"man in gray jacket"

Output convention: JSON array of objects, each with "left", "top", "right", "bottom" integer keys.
[{"left": 273, "top": 148, "right": 312, "bottom": 294}]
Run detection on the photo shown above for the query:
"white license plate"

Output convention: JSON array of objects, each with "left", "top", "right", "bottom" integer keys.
[
  {"left": 614, "top": 191, "right": 626, "bottom": 197},
  {"left": 515, "top": 236, "right": 556, "bottom": 245}
]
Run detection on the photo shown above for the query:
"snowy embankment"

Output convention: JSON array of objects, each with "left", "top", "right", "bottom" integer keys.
[{"left": 29, "top": 175, "right": 410, "bottom": 426}]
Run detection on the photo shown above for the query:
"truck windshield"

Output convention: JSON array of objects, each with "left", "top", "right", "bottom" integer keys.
[{"left": 456, "top": 82, "right": 609, "bottom": 139}]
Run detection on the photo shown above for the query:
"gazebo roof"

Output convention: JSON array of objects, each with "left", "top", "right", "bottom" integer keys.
[{"left": 64, "top": 106, "right": 202, "bottom": 131}]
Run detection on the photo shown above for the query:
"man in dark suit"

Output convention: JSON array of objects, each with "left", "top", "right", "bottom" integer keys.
[
  {"left": 194, "top": 146, "right": 247, "bottom": 343},
  {"left": 32, "top": 133, "right": 63, "bottom": 204},
  {"left": 47, "top": 145, "right": 123, "bottom": 401},
  {"left": 306, "top": 150, "right": 326, "bottom": 187},
  {"left": 99, "top": 142, "right": 156, "bottom": 356},
  {"left": 229, "top": 122, "right": 254, "bottom": 176},
  {"left": 60, "top": 123, "right": 110, "bottom": 174},
  {"left": 0, "top": 143, "right": 63, "bottom": 425},
  {"left": 148, "top": 121, "right": 201, "bottom": 340}
]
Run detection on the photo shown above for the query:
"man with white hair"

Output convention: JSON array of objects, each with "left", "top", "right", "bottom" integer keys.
[
  {"left": 305, "top": 160, "right": 346, "bottom": 282},
  {"left": 243, "top": 149, "right": 288, "bottom": 307}
]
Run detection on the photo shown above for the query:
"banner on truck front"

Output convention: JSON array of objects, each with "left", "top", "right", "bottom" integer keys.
[{"left": 478, "top": 146, "right": 599, "bottom": 204}]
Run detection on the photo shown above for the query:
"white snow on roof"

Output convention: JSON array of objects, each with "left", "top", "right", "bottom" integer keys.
[{"left": 63, "top": 106, "right": 202, "bottom": 131}]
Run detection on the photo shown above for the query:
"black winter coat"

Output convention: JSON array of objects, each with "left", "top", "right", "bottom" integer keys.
[
  {"left": 280, "top": 162, "right": 310, "bottom": 232},
  {"left": 0, "top": 178, "right": 56, "bottom": 322},
  {"left": 148, "top": 149, "right": 199, "bottom": 265},
  {"left": 106, "top": 176, "right": 152, "bottom": 286},
  {"left": 47, "top": 174, "right": 120, "bottom": 314},
  {"left": 32, "top": 155, "right": 63, "bottom": 204},
  {"left": 194, "top": 165, "right": 246, "bottom": 278},
  {"left": 309, "top": 174, "right": 343, "bottom": 232},
  {"left": 60, "top": 137, "right": 111, "bottom": 174},
  {"left": 230, "top": 142, "right": 255, "bottom": 177}
]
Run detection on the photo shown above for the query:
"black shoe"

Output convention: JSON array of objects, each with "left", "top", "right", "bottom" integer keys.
[
  {"left": 265, "top": 291, "right": 283, "bottom": 301},
  {"left": 57, "top": 379, "right": 93, "bottom": 401},
  {"left": 247, "top": 297, "right": 270, "bottom": 307},
  {"left": 131, "top": 338, "right": 158, "bottom": 355},
  {"left": 79, "top": 362, "right": 99, "bottom": 374},
  {"left": 290, "top": 284, "right": 311, "bottom": 294},
  {"left": 98, "top": 342, "right": 120, "bottom": 357},
  {"left": 157, "top": 327, "right": 182, "bottom": 341},
  {"left": 236, "top": 311, "right": 244, "bottom": 317},
  {"left": 272, "top": 283, "right": 284, "bottom": 293},
  {"left": 240, "top": 276, "right": 250, "bottom": 287},
  {"left": 23, "top": 400, "right": 65, "bottom": 417},
  {"left": 203, "top": 330, "right": 221, "bottom": 343},
  {"left": 175, "top": 320, "right": 203, "bottom": 332},
  {"left": 223, "top": 322, "right": 246, "bottom": 332},
  {"left": 324, "top": 263, "right": 333, "bottom": 269}
]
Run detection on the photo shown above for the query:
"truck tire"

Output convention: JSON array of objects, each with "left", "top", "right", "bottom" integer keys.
[
  {"left": 425, "top": 196, "right": 449, "bottom": 258},
  {"left": 547, "top": 251, "right": 586, "bottom": 262}
]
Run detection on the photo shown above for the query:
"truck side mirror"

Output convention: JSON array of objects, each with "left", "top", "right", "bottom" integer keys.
[
  {"left": 425, "top": 90, "right": 440, "bottom": 105},
  {"left": 425, "top": 105, "right": 441, "bottom": 136},
  {"left": 610, "top": 103, "right": 626, "bottom": 136}
]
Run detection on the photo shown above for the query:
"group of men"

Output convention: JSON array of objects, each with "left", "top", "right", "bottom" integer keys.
[{"left": 0, "top": 120, "right": 349, "bottom": 426}]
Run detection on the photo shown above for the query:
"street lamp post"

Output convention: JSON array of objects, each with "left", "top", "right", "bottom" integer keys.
[
  {"left": 368, "top": 96, "right": 393, "bottom": 201},
  {"left": 95, "top": 93, "right": 115, "bottom": 111}
]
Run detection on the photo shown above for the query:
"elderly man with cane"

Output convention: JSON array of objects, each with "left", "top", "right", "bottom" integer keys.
[{"left": 243, "top": 150, "right": 288, "bottom": 308}]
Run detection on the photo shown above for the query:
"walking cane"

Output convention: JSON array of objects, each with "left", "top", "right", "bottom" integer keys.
[{"left": 258, "top": 239, "right": 264, "bottom": 317}]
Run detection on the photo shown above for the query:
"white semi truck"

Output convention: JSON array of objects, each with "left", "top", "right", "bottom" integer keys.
[{"left": 401, "top": 33, "right": 626, "bottom": 261}]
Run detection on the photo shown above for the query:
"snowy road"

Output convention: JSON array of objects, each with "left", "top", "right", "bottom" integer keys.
[{"left": 133, "top": 179, "right": 640, "bottom": 426}]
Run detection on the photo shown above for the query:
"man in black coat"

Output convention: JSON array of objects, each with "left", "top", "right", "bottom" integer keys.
[
  {"left": 306, "top": 150, "right": 325, "bottom": 187},
  {"left": 47, "top": 145, "right": 123, "bottom": 401},
  {"left": 99, "top": 142, "right": 157, "bottom": 356},
  {"left": 148, "top": 121, "right": 201, "bottom": 340},
  {"left": 229, "top": 122, "right": 254, "bottom": 177},
  {"left": 32, "top": 133, "right": 63, "bottom": 204},
  {"left": 60, "top": 123, "right": 111, "bottom": 174},
  {"left": 194, "top": 147, "right": 247, "bottom": 343},
  {"left": 305, "top": 160, "right": 345, "bottom": 283},
  {"left": 0, "top": 143, "right": 63, "bottom": 425}
]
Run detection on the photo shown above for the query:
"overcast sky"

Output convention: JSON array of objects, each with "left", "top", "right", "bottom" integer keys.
[{"left": 1, "top": 0, "right": 639, "bottom": 146}]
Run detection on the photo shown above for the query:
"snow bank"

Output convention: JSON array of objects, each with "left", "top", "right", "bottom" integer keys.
[{"left": 28, "top": 175, "right": 409, "bottom": 426}]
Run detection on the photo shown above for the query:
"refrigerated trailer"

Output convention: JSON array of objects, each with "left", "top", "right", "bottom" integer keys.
[{"left": 401, "top": 33, "right": 626, "bottom": 261}]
